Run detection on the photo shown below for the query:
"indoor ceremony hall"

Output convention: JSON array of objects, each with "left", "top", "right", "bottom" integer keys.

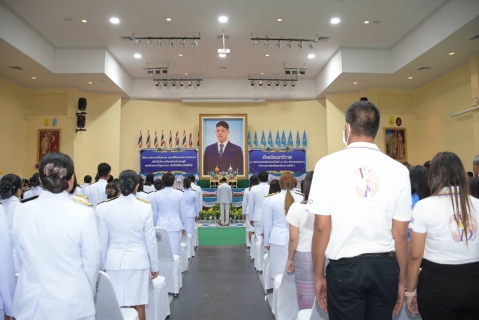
[{"left": 1, "top": 0, "right": 479, "bottom": 319}]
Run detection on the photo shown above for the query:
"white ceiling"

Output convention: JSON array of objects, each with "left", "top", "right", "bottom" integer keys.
[{"left": 1, "top": 0, "right": 449, "bottom": 80}]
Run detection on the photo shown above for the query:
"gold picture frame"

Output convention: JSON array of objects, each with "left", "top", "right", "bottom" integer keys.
[
  {"left": 37, "top": 129, "right": 61, "bottom": 163},
  {"left": 384, "top": 127, "right": 407, "bottom": 163}
]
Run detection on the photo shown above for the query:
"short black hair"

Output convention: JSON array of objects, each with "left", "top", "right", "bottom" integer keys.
[
  {"left": 221, "top": 177, "right": 227, "bottom": 182},
  {"left": 137, "top": 175, "right": 144, "bottom": 192},
  {"left": 98, "top": 163, "right": 111, "bottom": 178},
  {"left": 84, "top": 175, "right": 92, "bottom": 183},
  {"left": 409, "top": 166, "right": 430, "bottom": 200},
  {"left": 108, "top": 175, "right": 114, "bottom": 183},
  {"left": 345, "top": 100, "right": 380, "bottom": 138},
  {"left": 119, "top": 170, "right": 139, "bottom": 196},
  {"left": 216, "top": 121, "right": 229, "bottom": 130},
  {"left": 423, "top": 161, "right": 431, "bottom": 169},
  {"left": 258, "top": 171, "right": 269, "bottom": 182},
  {"left": 145, "top": 173, "right": 155, "bottom": 185},
  {"left": 188, "top": 175, "right": 196, "bottom": 183},
  {"left": 467, "top": 172, "right": 474, "bottom": 178},
  {"left": 30, "top": 173, "right": 40, "bottom": 187},
  {"left": 268, "top": 180, "right": 280, "bottom": 194},
  {"left": 183, "top": 178, "right": 192, "bottom": 189},
  {"left": 154, "top": 179, "right": 163, "bottom": 190},
  {"left": 162, "top": 173, "right": 175, "bottom": 187}
]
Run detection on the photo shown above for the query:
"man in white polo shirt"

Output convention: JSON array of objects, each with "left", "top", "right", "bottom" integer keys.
[{"left": 308, "top": 100, "right": 411, "bottom": 319}]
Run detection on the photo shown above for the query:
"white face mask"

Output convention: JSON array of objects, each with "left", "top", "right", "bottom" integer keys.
[{"left": 342, "top": 126, "right": 349, "bottom": 146}]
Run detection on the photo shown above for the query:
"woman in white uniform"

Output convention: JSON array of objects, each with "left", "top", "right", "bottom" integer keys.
[
  {"left": 0, "top": 204, "right": 15, "bottom": 320},
  {"left": 243, "top": 175, "right": 259, "bottom": 247},
  {"left": 136, "top": 175, "right": 150, "bottom": 201},
  {"left": 263, "top": 172, "right": 302, "bottom": 281},
  {"left": 23, "top": 173, "right": 42, "bottom": 199},
  {"left": 183, "top": 178, "right": 199, "bottom": 236},
  {"left": 12, "top": 152, "right": 102, "bottom": 320},
  {"left": 98, "top": 170, "right": 159, "bottom": 320},
  {"left": 143, "top": 173, "right": 156, "bottom": 193}
]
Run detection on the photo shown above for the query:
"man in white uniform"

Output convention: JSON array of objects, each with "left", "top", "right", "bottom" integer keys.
[
  {"left": 248, "top": 171, "right": 270, "bottom": 238},
  {"left": 23, "top": 173, "right": 42, "bottom": 199},
  {"left": 188, "top": 175, "right": 203, "bottom": 216},
  {"left": 217, "top": 178, "right": 232, "bottom": 225},
  {"left": 81, "top": 175, "right": 92, "bottom": 191},
  {"left": 85, "top": 163, "right": 110, "bottom": 208},
  {"left": 308, "top": 100, "right": 411, "bottom": 319},
  {"left": 0, "top": 205, "right": 15, "bottom": 320}
]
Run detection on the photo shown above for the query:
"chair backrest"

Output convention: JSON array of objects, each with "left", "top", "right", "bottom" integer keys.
[
  {"left": 309, "top": 300, "right": 329, "bottom": 320},
  {"left": 95, "top": 271, "right": 124, "bottom": 320},
  {"left": 155, "top": 227, "right": 174, "bottom": 262}
]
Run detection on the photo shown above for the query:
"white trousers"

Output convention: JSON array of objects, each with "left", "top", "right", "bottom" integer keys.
[
  {"left": 253, "top": 221, "right": 263, "bottom": 239},
  {"left": 220, "top": 203, "right": 230, "bottom": 224},
  {"left": 168, "top": 231, "right": 182, "bottom": 255}
]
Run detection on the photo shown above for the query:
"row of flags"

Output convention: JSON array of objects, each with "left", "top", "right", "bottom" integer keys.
[
  {"left": 248, "top": 130, "right": 307, "bottom": 149},
  {"left": 138, "top": 130, "right": 199, "bottom": 149}
]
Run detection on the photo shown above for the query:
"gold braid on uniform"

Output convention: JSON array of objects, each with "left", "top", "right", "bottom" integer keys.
[
  {"left": 264, "top": 191, "right": 280, "bottom": 198},
  {"left": 137, "top": 198, "right": 150, "bottom": 204},
  {"left": 72, "top": 197, "right": 93, "bottom": 206}
]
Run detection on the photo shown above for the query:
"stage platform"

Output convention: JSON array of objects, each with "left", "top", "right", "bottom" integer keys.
[{"left": 198, "top": 223, "right": 246, "bottom": 246}]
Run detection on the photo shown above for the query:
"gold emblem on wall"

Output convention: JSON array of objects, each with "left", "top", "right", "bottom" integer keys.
[
  {"left": 388, "top": 117, "right": 394, "bottom": 126},
  {"left": 43, "top": 118, "right": 50, "bottom": 127}
]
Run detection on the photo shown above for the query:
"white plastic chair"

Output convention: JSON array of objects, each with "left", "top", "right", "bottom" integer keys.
[
  {"left": 296, "top": 300, "right": 328, "bottom": 320},
  {"left": 95, "top": 271, "right": 140, "bottom": 320},
  {"left": 254, "top": 236, "right": 264, "bottom": 271},
  {"left": 272, "top": 267, "right": 300, "bottom": 320},
  {"left": 187, "top": 234, "right": 194, "bottom": 257},
  {"left": 180, "top": 242, "right": 188, "bottom": 272},
  {"left": 155, "top": 228, "right": 182, "bottom": 295},
  {"left": 263, "top": 252, "right": 273, "bottom": 292},
  {"left": 145, "top": 276, "right": 170, "bottom": 320}
]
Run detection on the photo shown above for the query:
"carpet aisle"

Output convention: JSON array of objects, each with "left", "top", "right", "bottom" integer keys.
[{"left": 168, "top": 246, "right": 274, "bottom": 320}]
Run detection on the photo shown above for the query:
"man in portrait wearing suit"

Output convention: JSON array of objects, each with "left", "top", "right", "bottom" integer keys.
[
  {"left": 203, "top": 121, "right": 244, "bottom": 175},
  {"left": 217, "top": 178, "right": 233, "bottom": 225}
]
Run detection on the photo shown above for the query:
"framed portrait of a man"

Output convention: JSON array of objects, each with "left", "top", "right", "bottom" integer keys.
[
  {"left": 199, "top": 114, "right": 247, "bottom": 179},
  {"left": 384, "top": 128, "right": 407, "bottom": 163},
  {"left": 37, "top": 129, "right": 61, "bottom": 163}
]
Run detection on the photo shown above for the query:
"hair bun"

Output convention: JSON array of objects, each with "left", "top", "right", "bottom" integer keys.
[{"left": 0, "top": 180, "right": 14, "bottom": 199}]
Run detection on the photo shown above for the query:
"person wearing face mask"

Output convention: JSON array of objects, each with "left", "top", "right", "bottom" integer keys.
[{"left": 309, "top": 99, "right": 411, "bottom": 319}]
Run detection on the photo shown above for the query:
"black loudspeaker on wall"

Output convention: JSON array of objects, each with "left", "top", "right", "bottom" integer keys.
[{"left": 76, "top": 97, "right": 87, "bottom": 132}]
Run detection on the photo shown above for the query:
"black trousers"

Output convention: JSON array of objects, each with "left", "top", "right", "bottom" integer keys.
[
  {"left": 326, "top": 253, "right": 399, "bottom": 320},
  {"left": 417, "top": 259, "right": 479, "bottom": 320}
]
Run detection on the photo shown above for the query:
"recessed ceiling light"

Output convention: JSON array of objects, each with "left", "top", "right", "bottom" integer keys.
[
  {"left": 166, "top": 18, "right": 172, "bottom": 21},
  {"left": 133, "top": 53, "right": 141, "bottom": 59},
  {"left": 88, "top": 81, "right": 93, "bottom": 84},
  {"left": 109, "top": 17, "right": 120, "bottom": 24},
  {"left": 353, "top": 82, "right": 358, "bottom": 84},
  {"left": 31, "top": 76, "right": 37, "bottom": 80},
  {"left": 260, "top": 72, "right": 264, "bottom": 75},
  {"left": 265, "top": 54, "right": 270, "bottom": 57},
  {"left": 179, "top": 54, "right": 183, "bottom": 57},
  {"left": 185, "top": 73, "right": 188, "bottom": 75},
  {"left": 331, "top": 17, "right": 340, "bottom": 24},
  {"left": 218, "top": 16, "right": 228, "bottom": 23},
  {"left": 408, "top": 76, "right": 413, "bottom": 79},
  {"left": 219, "top": 53, "right": 227, "bottom": 58},
  {"left": 277, "top": 18, "right": 283, "bottom": 22},
  {"left": 449, "top": 52, "right": 455, "bottom": 56},
  {"left": 81, "top": 19, "right": 87, "bottom": 23},
  {"left": 308, "top": 53, "right": 315, "bottom": 59},
  {"left": 363, "top": 20, "right": 370, "bottom": 24}
]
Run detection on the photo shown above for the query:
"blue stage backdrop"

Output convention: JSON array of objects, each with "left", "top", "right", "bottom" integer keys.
[
  {"left": 140, "top": 149, "right": 198, "bottom": 174},
  {"left": 249, "top": 149, "right": 306, "bottom": 173}
]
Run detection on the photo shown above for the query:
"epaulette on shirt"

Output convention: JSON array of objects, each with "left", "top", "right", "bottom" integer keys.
[
  {"left": 20, "top": 195, "right": 39, "bottom": 203},
  {"left": 265, "top": 192, "right": 280, "bottom": 198},
  {"left": 75, "top": 193, "right": 88, "bottom": 199},
  {"left": 72, "top": 196, "right": 92, "bottom": 207},
  {"left": 294, "top": 190, "right": 303, "bottom": 196},
  {"left": 97, "top": 197, "right": 118, "bottom": 205},
  {"left": 137, "top": 198, "right": 150, "bottom": 204}
]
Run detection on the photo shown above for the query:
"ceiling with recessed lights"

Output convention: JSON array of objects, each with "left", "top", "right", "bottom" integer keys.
[{"left": 0, "top": 0, "right": 478, "bottom": 99}]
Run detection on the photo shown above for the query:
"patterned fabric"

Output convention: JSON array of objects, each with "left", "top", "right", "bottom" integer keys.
[{"left": 294, "top": 250, "right": 315, "bottom": 310}]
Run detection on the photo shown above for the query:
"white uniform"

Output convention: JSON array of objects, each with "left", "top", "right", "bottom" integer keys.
[
  {"left": 184, "top": 188, "right": 199, "bottom": 235},
  {"left": 242, "top": 188, "right": 254, "bottom": 235},
  {"left": 136, "top": 191, "right": 149, "bottom": 201},
  {"left": 150, "top": 187, "right": 186, "bottom": 255},
  {"left": 85, "top": 179, "right": 108, "bottom": 208},
  {"left": 217, "top": 183, "right": 232, "bottom": 225},
  {"left": 12, "top": 191, "right": 101, "bottom": 320},
  {"left": 248, "top": 182, "right": 270, "bottom": 238},
  {"left": 263, "top": 190, "right": 303, "bottom": 279},
  {"left": 0, "top": 204, "right": 15, "bottom": 318},
  {"left": 23, "top": 186, "right": 43, "bottom": 199},
  {"left": 191, "top": 182, "right": 203, "bottom": 214},
  {"left": 2, "top": 196, "right": 21, "bottom": 272},
  {"left": 143, "top": 185, "right": 156, "bottom": 193},
  {"left": 97, "top": 194, "right": 159, "bottom": 306}
]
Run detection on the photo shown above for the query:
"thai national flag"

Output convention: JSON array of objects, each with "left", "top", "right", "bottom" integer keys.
[
  {"left": 160, "top": 130, "right": 165, "bottom": 147},
  {"left": 169, "top": 131, "right": 172, "bottom": 147},
  {"left": 146, "top": 130, "right": 151, "bottom": 148},
  {"left": 175, "top": 131, "right": 179, "bottom": 147},
  {"left": 182, "top": 130, "right": 186, "bottom": 148},
  {"left": 154, "top": 131, "right": 159, "bottom": 148},
  {"left": 189, "top": 131, "right": 193, "bottom": 147},
  {"left": 138, "top": 131, "right": 143, "bottom": 148}
]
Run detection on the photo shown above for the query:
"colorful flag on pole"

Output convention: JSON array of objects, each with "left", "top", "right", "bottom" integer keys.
[
  {"left": 267, "top": 131, "right": 273, "bottom": 148},
  {"left": 247, "top": 131, "right": 252, "bottom": 148},
  {"left": 296, "top": 130, "right": 301, "bottom": 148},
  {"left": 253, "top": 131, "right": 258, "bottom": 148},
  {"left": 189, "top": 131, "right": 193, "bottom": 147},
  {"left": 160, "top": 130, "right": 165, "bottom": 147},
  {"left": 169, "top": 131, "right": 172, "bottom": 147},
  {"left": 175, "top": 131, "right": 179, "bottom": 147},
  {"left": 154, "top": 131, "right": 159, "bottom": 148},
  {"left": 138, "top": 131, "right": 143, "bottom": 148},
  {"left": 182, "top": 130, "right": 186, "bottom": 148},
  {"left": 288, "top": 131, "right": 294, "bottom": 148},
  {"left": 302, "top": 130, "right": 308, "bottom": 148},
  {"left": 275, "top": 131, "right": 281, "bottom": 148},
  {"left": 281, "top": 130, "right": 286, "bottom": 148},
  {"left": 146, "top": 130, "right": 151, "bottom": 148},
  {"left": 197, "top": 130, "right": 200, "bottom": 147},
  {"left": 260, "top": 131, "right": 266, "bottom": 148}
]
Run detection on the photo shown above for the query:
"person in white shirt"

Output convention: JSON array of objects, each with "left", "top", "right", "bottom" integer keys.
[
  {"left": 85, "top": 162, "right": 111, "bottom": 208},
  {"left": 264, "top": 172, "right": 303, "bottom": 282},
  {"left": 188, "top": 175, "right": 203, "bottom": 219},
  {"left": 308, "top": 100, "right": 411, "bottom": 319},
  {"left": 183, "top": 178, "right": 199, "bottom": 236},
  {"left": 98, "top": 170, "right": 159, "bottom": 320},
  {"left": 286, "top": 170, "right": 316, "bottom": 310},
  {"left": 150, "top": 173, "right": 186, "bottom": 255},
  {"left": 406, "top": 152, "right": 479, "bottom": 319},
  {"left": 243, "top": 175, "right": 259, "bottom": 248},
  {"left": 143, "top": 173, "right": 157, "bottom": 193},
  {"left": 136, "top": 175, "right": 149, "bottom": 201},
  {"left": 12, "top": 152, "right": 101, "bottom": 320},
  {"left": 217, "top": 178, "right": 232, "bottom": 225},
  {"left": 23, "top": 173, "right": 42, "bottom": 199},
  {"left": 248, "top": 171, "right": 270, "bottom": 239},
  {"left": 80, "top": 174, "right": 92, "bottom": 191},
  {"left": 0, "top": 204, "right": 15, "bottom": 320}
]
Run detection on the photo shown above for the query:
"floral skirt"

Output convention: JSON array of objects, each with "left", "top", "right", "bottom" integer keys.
[{"left": 294, "top": 250, "right": 315, "bottom": 310}]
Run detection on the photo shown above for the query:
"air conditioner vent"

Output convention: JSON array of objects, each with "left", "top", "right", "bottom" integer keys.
[
  {"left": 417, "top": 67, "right": 431, "bottom": 71},
  {"left": 8, "top": 66, "right": 23, "bottom": 70}
]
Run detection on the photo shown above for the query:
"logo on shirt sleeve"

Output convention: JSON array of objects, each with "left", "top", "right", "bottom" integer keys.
[
  {"left": 354, "top": 166, "right": 380, "bottom": 199},
  {"left": 449, "top": 213, "right": 477, "bottom": 243}
]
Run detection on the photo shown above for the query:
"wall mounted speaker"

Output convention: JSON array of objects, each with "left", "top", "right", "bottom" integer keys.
[{"left": 78, "top": 97, "right": 87, "bottom": 111}]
